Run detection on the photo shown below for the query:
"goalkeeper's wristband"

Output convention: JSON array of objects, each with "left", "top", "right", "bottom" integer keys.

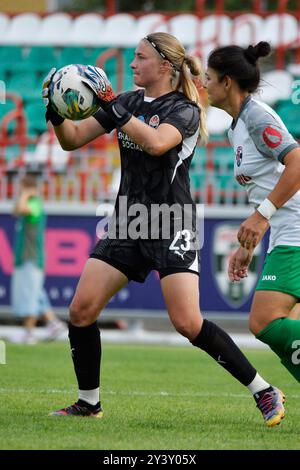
[
  {"left": 104, "top": 100, "right": 132, "bottom": 128},
  {"left": 257, "top": 198, "right": 277, "bottom": 220},
  {"left": 46, "top": 107, "right": 65, "bottom": 127}
]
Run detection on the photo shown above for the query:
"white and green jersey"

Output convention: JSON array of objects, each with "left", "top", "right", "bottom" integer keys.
[{"left": 228, "top": 95, "right": 300, "bottom": 251}]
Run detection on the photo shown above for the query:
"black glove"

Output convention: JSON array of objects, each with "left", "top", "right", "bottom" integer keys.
[
  {"left": 101, "top": 98, "right": 132, "bottom": 128},
  {"left": 42, "top": 68, "right": 65, "bottom": 126}
]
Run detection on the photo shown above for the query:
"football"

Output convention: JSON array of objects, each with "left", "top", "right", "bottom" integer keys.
[{"left": 49, "top": 64, "right": 100, "bottom": 120}]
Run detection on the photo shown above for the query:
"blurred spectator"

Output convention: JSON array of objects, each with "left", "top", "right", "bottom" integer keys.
[{"left": 10, "top": 173, "right": 66, "bottom": 344}]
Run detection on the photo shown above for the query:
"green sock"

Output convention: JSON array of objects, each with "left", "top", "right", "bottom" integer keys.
[{"left": 256, "top": 317, "right": 300, "bottom": 382}]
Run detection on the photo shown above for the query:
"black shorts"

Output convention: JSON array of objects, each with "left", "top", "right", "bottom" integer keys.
[{"left": 90, "top": 236, "right": 200, "bottom": 283}]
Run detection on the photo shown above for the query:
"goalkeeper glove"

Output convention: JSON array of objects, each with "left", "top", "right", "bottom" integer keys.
[
  {"left": 83, "top": 65, "right": 132, "bottom": 127},
  {"left": 42, "top": 68, "right": 65, "bottom": 126}
]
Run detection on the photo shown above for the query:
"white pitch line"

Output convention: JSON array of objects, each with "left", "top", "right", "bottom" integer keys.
[{"left": 0, "top": 388, "right": 299, "bottom": 399}]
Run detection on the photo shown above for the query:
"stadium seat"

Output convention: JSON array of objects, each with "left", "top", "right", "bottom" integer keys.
[
  {"left": 122, "top": 72, "right": 135, "bottom": 91},
  {"left": 287, "top": 63, "right": 300, "bottom": 76},
  {"left": 2, "top": 144, "right": 21, "bottom": 163},
  {"left": 213, "top": 147, "right": 234, "bottom": 173},
  {"left": 1, "top": 13, "right": 41, "bottom": 45},
  {"left": 198, "top": 15, "right": 233, "bottom": 47},
  {"left": 216, "top": 173, "right": 232, "bottom": 190},
  {"left": 169, "top": 14, "right": 200, "bottom": 47},
  {"left": 123, "top": 47, "right": 135, "bottom": 68},
  {"left": 262, "top": 14, "right": 298, "bottom": 47},
  {"left": 276, "top": 100, "right": 300, "bottom": 137},
  {"left": 67, "top": 14, "right": 105, "bottom": 46},
  {"left": 0, "top": 99, "right": 18, "bottom": 134},
  {"left": 231, "top": 14, "right": 264, "bottom": 46},
  {"left": 135, "top": 14, "right": 166, "bottom": 41},
  {"left": 254, "top": 70, "right": 293, "bottom": 105},
  {"left": 190, "top": 172, "right": 206, "bottom": 190},
  {"left": 100, "top": 14, "right": 137, "bottom": 47},
  {"left": 206, "top": 107, "right": 232, "bottom": 136},
  {"left": 213, "top": 174, "right": 247, "bottom": 204},
  {"left": 22, "top": 46, "right": 60, "bottom": 73},
  {"left": 34, "top": 13, "right": 73, "bottom": 46},
  {"left": 59, "top": 46, "right": 88, "bottom": 68},
  {"left": 0, "top": 46, "right": 24, "bottom": 77},
  {"left": 191, "top": 146, "right": 207, "bottom": 171},
  {"left": 0, "top": 13, "right": 10, "bottom": 42},
  {"left": 24, "top": 100, "right": 47, "bottom": 137},
  {"left": 7, "top": 71, "right": 40, "bottom": 101}
]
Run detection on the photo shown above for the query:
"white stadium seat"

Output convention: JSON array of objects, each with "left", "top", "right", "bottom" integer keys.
[
  {"left": 169, "top": 14, "right": 200, "bottom": 47},
  {"left": 231, "top": 14, "right": 264, "bottom": 46},
  {"left": 198, "top": 15, "right": 233, "bottom": 47},
  {"left": 135, "top": 13, "right": 167, "bottom": 41},
  {"left": 100, "top": 14, "right": 137, "bottom": 47},
  {"left": 0, "top": 13, "right": 10, "bottom": 43},
  {"left": 2, "top": 13, "right": 41, "bottom": 45},
  {"left": 66, "top": 13, "right": 104, "bottom": 46},
  {"left": 206, "top": 106, "right": 232, "bottom": 135},
  {"left": 254, "top": 69, "right": 293, "bottom": 105},
  {"left": 33, "top": 13, "right": 73, "bottom": 45},
  {"left": 261, "top": 14, "right": 298, "bottom": 47},
  {"left": 287, "top": 62, "right": 300, "bottom": 76}
]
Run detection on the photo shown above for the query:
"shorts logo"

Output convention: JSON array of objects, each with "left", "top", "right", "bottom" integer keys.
[
  {"left": 262, "top": 275, "right": 277, "bottom": 281},
  {"left": 262, "top": 126, "right": 282, "bottom": 148},
  {"left": 149, "top": 114, "right": 160, "bottom": 128},
  {"left": 236, "top": 146, "right": 243, "bottom": 167}
]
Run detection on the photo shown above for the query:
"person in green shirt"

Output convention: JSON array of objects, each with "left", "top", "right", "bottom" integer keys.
[{"left": 11, "top": 173, "right": 66, "bottom": 344}]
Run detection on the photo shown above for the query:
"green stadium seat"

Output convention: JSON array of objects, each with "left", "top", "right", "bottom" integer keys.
[
  {"left": 216, "top": 173, "right": 233, "bottom": 190},
  {"left": 0, "top": 99, "right": 17, "bottom": 134},
  {"left": 0, "top": 46, "right": 24, "bottom": 76},
  {"left": 123, "top": 47, "right": 135, "bottom": 68},
  {"left": 22, "top": 46, "right": 60, "bottom": 73},
  {"left": 122, "top": 72, "right": 134, "bottom": 91},
  {"left": 85, "top": 47, "right": 107, "bottom": 66},
  {"left": 191, "top": 146, "right": 207, "bottom": 171},
  {"left": 214, "top": 174, "right": 248, "bottom": 204},
  {"left": 276, "top": 101, "right": 300, "bottom": 137},
  {"left": 190, "top": 172, "right": 206, "bottom": 189},
  {"left": 213, "top": 146, "right": 234, "bottom": 172},
  {"left": 3, "top": 144, "right": 21, "bottom": 162},
  {"left": 24, "top": 100, "right": 47, "bottom": 137},
  {"left": 59, "top": 47, "right": 90, "bottom": 68},
  {"left": 7, "top": 71, "right": 40, "bottom": 101}
]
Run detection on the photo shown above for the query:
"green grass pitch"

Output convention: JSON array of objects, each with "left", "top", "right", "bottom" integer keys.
[{"left": 0, "top": 342, "right": 299, "bottom": 450}]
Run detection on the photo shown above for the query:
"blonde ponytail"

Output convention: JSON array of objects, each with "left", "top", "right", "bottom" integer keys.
[
  {"left": 145, "top": 32, "right": 208, "bottom": 143},
  {"left": 178, "top": 55, "right": 208, "bottom": 143}
]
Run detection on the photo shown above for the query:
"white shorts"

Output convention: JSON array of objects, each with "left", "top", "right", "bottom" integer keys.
[{"left": 11, "top": 261, "right": 51, "bottom": 317}]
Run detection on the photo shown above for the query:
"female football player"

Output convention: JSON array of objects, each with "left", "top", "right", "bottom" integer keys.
[
  {"left": 206, "top": 41, "right": 300, "bottom": 382},
  {"left": 43, "top": 33, "right": 284, "bottom": 425}
]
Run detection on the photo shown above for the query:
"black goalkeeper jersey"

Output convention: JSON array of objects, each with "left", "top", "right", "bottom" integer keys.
[{"left": 93, "top": 89, "right": 200, "bottom": 238}]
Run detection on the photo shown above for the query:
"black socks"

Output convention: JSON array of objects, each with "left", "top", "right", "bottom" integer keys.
[
  {"left": 191, "top": 319, "right": 256, "bottom": 386},
  {"left": 68, "top": 321, "right": 101, "bottom": 390}
]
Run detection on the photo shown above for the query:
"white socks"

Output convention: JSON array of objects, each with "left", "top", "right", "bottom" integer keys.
[
  {"left": 78, "top": 388, "right": 100, "bottom": 406},
  {"left": 247, "top": 373, "right": 270, "bottom": 395}
]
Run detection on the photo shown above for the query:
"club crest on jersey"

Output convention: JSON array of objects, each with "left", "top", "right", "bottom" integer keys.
[
  {"left": 212, "top": 224, "right": 263, "bottom": 308},
  {"left": 149, "top": 114, "right": 160, "bottom": 128},
  {"left": 235, "top": 146, "right": 243, "bottom": 167},
  {"left": 262, "top": 126, "right": 282, "bottom": 148}
]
